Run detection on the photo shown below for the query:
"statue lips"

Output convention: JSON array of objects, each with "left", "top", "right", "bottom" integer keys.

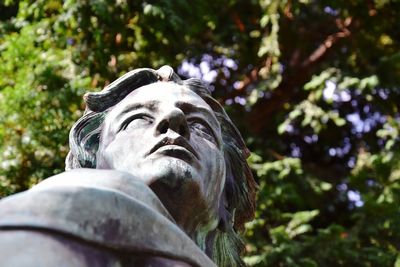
[{"left": 148, "top": 136, "right": 200, "bottom": 164}]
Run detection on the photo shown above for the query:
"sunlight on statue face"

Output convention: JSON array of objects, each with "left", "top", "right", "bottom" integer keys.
[{"left": 96, "top": 82, "right": 226, "bottom": 228}]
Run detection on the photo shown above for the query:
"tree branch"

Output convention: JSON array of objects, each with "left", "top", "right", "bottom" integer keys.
[
  {"left": 247, "top": 17, "right": 354, "bottom": 133},
  {"left": 302, "top": 17, "right": 352, "bottom": 68},
  {"left": 217, "top": 67, "right": 258, "bottom": 103}
]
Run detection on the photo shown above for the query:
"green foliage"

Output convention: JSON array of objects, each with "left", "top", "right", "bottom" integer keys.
[
  {"left": 1, "top": 0, "right": 400, "bottom": 266},
  {"left": 0, "top": 14, "right": 89, "bottom": 194}
]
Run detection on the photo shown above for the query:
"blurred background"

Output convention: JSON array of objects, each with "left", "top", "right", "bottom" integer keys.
[{"left": 0, "top": 1, "right": 399, "bottom": 266}]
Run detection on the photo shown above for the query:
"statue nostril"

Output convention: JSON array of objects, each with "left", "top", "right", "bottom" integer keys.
[
  {"left": 179, "top": 125, "right": 186, "bottom": 136},
  {"left": 159, "top": 121, "right": 169, "bottom": 134}
]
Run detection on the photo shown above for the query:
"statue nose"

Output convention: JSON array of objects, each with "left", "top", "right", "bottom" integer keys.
[{"left": 155, "top": 108, "right": 190, "bottom": 139}]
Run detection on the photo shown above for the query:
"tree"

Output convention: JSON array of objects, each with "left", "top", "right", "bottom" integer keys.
[{"left": 1, "top": 0, "right": 399, "bottom": 266}]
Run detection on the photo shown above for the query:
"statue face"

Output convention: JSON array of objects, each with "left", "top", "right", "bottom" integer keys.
[{"left": 97, "top": 82, "right": 226, "bottom": 227}]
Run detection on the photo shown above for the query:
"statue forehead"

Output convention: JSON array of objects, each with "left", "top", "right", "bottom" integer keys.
[
  {"left": 102, "top": 81, "right": 222, "bottom": 137},
  {"left": 111, "top": 82, "right": 212, "bottom": 111}
]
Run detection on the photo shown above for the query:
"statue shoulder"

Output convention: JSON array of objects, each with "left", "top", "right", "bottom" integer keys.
[
  {"left": 31, "top": 168, "right": 174, "bottom": 221},
  {"left": 0, "top": 169, "right": 216, "bottom": 267},
  {"left": 34, "top": 168, "right": 147, "bottom": 195}
]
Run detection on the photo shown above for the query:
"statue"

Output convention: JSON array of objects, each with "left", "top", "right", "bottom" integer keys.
[{"left": 0, "top": 66, "right": 256, "bottom": 267}]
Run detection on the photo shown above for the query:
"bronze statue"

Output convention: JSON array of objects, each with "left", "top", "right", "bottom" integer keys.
[{"left": 0, "top": 66, "right": 256, "bottom": 267}]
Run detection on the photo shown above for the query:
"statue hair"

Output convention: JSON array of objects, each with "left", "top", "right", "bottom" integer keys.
[{"left": 65, "top": 66, "right": 256, "bottom": 267}]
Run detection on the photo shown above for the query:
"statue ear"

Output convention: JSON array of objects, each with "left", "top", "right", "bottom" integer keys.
[
  {"left": 67, "top": 111, "right": 106, "bottom": 170},
  {"left": 65, "top": 151, "right": 81, "bottom": 170}
]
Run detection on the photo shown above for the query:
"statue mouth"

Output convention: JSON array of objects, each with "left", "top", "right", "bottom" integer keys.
[{"left": 148, "top": 137, "right": 199, "bottom": 162}]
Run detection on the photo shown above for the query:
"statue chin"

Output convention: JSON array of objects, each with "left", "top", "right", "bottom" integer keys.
[
  {"left": 104, "top": 156, "right": 200, "bottom": 189},
  {"left": 96, "top": 149, "right": 201, "bottom": 188},
  {"left": 148, "top": 158, "right": 199, "bottom": 186}
]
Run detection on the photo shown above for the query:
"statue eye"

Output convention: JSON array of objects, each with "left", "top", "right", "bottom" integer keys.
[
  {"left": 189, "top": 120, "right": 217, "bottom": 144},
  {"left": 119, "top": 114, "right": 153, "bottom": 131}
]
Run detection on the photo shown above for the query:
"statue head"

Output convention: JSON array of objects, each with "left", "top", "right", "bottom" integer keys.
[{"left": 66, "top": 66, "right": 256, "bottom": 266}]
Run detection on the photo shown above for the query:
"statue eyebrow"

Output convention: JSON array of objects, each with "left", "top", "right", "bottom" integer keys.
[
  {"left": 116, "top": 101, "right": 159, "bottom": 121},
  {"left": 176, "top": 101, "right": 213, "bottom": 116},
  {"left": 176, "top": 101, "right": 220, "bottom": 127}
]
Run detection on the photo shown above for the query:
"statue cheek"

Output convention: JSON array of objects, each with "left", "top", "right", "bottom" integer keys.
[
  {"left": 203, "top": 153, "right": 226, "bottom": 201},
  {"left": 216, "top": 155, "right": 226, "bottom": 192},
  {"left": 98, "top": 140, "right": 127, "bottom": 169}
]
